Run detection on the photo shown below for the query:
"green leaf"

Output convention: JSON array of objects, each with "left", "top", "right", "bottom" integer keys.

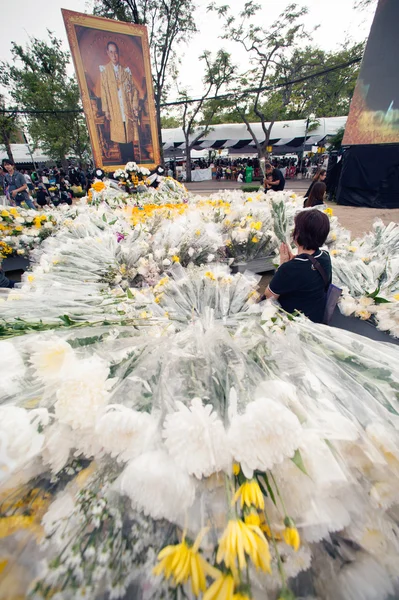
[
  {"left": 102, "top": 214, "right": 107, "bottom": 222},
  {"left": 126, "top": 288, "right": 134, "bottom": 299},
  {"left": 291, "top": 449, "right": 308, "bottom": 475},
  {"left": 367, "top": 287, "right": 380, "bottom": 299},
  {"left": 59, "top": 314, "right": 74, "bottom": 326},
  {"left": 373, "top": 297, "right": 390, "bottom": 304},
  {"left": 256, "top": 472, "right": 277, "bottom": 506}
]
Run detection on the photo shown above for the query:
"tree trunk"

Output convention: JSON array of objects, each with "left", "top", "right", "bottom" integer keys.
[
  {"left": 155, "top": 102, "right": 164, "bottom": 166},
  {"left": 185, "top": 140, "right": 192, "bottom": 183},
  {"left": 60, "top": 155, "right": 68, "bottom": 171},
  {"left": 2, "top": 129, "right": 14, "bottom": 162}
]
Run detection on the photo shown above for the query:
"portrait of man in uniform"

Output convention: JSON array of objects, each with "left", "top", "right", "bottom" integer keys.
[
  {"left": 62, "top": 10, "right": 160, "bottom": 171},
  {"left": 100, "top": 41, "right": 141, "bottom": 162}
]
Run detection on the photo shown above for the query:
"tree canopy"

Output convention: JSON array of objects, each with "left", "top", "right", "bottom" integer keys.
[
  {"left": 0, "top": 33, "right": 90, "bottom": 166},
  {"left": 93, "top": 0, "right": 198, "bottom": 160}
]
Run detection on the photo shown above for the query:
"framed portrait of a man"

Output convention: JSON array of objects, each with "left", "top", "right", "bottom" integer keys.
[{"left": 62, "top": 9, "right": 161, "bottom": 170}]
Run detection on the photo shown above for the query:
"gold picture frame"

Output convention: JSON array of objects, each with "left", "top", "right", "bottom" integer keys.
[{"left": 62, "top": 9, "right": 161, "bottom": 171}]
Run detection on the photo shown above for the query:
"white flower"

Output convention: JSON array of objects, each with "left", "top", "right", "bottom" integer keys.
[
  {"left": 162, "top": 398, "right": 231, "bottom": 478},
  {"left": 0, "top": 341, "right": 26, "bottom": 397},
  {"left": 42, "top": 491, "right": 76, "bottom": 537},
  {"left": 162, "top": 258, "right": 171, "bottom": 266},
  {"left": 44, "top": 221, "right": 53, "bottom": 229},
  {"left": 207, "top": 254, "right": 215, "bottom": 262},
  {"left": 30, "top": 337, "right": 76, "bottom": 381},
  {"left": 95, "top": 405, "right": 159, "bottom": 462},
  {"left": 359, "top": 296, "right": 374, "bottom": 307},
  {"left": 55, "top": 357, "right": 111, "bottom": 429},
  {"left": 260, "top": 301, "right": 278, "bottom": 322},
  {"left": 188, "top": 247, "right": 195, "bottom": 257},
  {"left": 0, "top": 406, "right": 45, "bottom": 481},
  {"left": 228, "top": 397, "right": 302, "bottom": 477},
  {"left": 119, "top": 449, "right": 195, "bottom": 522},
  {"left": 339, "top": 296, "right": 358, "bottom": 316},
  {"left": 42, "top": 422, "right": 75, "bottom": 473}
]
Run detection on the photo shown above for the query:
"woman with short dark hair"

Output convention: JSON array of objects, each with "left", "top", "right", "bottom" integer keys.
[
  {"left": 264, "top": 210, "right": 332, "bottom": 323},
  {"left": 304, "top": 181, "right": 327, "bottom": 208}
]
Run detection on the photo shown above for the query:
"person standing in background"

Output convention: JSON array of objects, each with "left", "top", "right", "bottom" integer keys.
[
  {"left": 305, "top": 168, "right": 327, "bottom": 199},
  {"left": 2, "top": 159, "right": 36, "bottom": 210}
]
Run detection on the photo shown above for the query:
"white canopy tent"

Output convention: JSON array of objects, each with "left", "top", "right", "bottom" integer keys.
[
  {"left": 0, "top": 144, "right": 52, "bottom": 165},
  {"left": 162, "top": 116, "right": 347, "bottom": 152}
]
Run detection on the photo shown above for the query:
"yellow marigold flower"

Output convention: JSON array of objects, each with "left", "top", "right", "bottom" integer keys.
[
  {"left": 232, "top": 462, "right": 240, "bottom": 476},
  {"left": 9, "top": 208, "right": 19, "bottom": 217},
  {"left": 92, "top": 181, "right": 106, "bottom": 193},
  {"left": 216, "top": 519, "right": 271, "bottom": 572},
  {"left": 172, "top": 255, "right": 180, "bottom": 263},
  {"left": 154, "top": 531, "right": 218, "bottom": 597},
  {"left": 251, "top": 221, "right": 262, "bottom": 230},
  {"left": 1, "top": 210, "right": 10, "bottom": 217},
  {"left": 251, "top": 236, "right": 259, "bottom": 243},
  {"left": 233, "top": 480, "right": 265, "bottom": 510},
  {"left": 203, "top": 572, "right": 235, "bottom": 600},
  {"left": 283, "top": 518, "right": 300, "bottom": 551},
  {"left": 27, "top": 275, "right": 35, "bottom": 283},
  {"left": 205, "top": 271, "right": 216, "bottom": 281},
  {"left": 154, "top": 293, "right": 163, "bottom": 304},
  {"left": 324, "top": 208, "right": 333, "bottom": 217},
  {"left": 290, "top": 193, "right": 297, "bottom": 199},
  {"left": 140, "top": 311, "right": 149, "bottom": 319},
  {"left": 226, "top": 240, "right": 233, "bottom": 247},
  {"left": 347, "top": 246, "right": 357, "bottom": 252},
  {"left": 195, "top": 229, "right": 201, "bottom": 236},
  {"left": 14, "top": 225, "right": 23, "bottom": 232},
  {"left": 331, "top": 249, "right": 339, "bottom": 256},
  {"left": 394, "top": 294, "right": 399, "bottom": 301}
]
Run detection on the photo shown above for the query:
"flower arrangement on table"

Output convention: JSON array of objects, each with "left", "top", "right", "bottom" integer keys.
[{"left": 113, "top": 161, "right": 151, "bottom": 194}]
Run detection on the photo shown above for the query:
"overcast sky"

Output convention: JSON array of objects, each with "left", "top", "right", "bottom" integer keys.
[{"left": 1, "top": 0, "right": 375, "bottom": 103}]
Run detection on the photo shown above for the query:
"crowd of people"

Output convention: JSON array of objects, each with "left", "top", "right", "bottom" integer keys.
[{"left": 0, "top": 160, "right": 97, "bottom": 209}]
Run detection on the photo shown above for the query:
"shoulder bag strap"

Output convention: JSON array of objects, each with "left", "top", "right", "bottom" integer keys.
[{"left": 307, "top": 254, "right": 329, "bottom": 290}]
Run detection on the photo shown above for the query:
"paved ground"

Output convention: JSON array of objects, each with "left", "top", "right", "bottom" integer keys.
[{"left": 185, "top": 180, "right": 399, "bottom": 238}]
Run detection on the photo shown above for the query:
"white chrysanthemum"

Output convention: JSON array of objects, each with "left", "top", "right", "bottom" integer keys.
[
  {"left": 96, "top": 405, "right": 159, "bottom": 462},
  {"left": 339, "top": 296, "right": 358, "bottom": 317},
  {"left": 119, "top": 450, "right": 196, "bottom": 522},
  {"left": 228, "top": 397, "right": 302, "bottom": 477},
  {"left": 162, "top": 398, "right": 231, "bottom": 478},
  {"left": 0, "top": 406, "right": 46, "bottom": 481},
  {"left": 331, "top": 554, "right": 394, "bottom": 600},
  {"left": 42, "top": 492, "right": 77, "bottom": 538},
  {"left": 0, "top": 341, "right": 26, "bottom": 397},
  {"left": 30, "top": 337, "right": 75, "bottom": 381},
  {"left": 42, "top": 422, "right": 75, "bottom": 473},
  {"left": 55, "top": 357, "right": 110, "bottom": 429}
]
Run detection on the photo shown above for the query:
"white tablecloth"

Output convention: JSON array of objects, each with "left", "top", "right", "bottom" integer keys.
[{"left": 191, "top": 168, "right": 213, "bottom": 182}]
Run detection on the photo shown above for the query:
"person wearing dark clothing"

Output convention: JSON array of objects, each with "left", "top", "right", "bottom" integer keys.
[
  {"left": 36, "top": 183, "right": 51, "bottom": 207},
  {"left": 305, "top": 168, "right": 327, "bottom": 198},
  {"left": 265, "top": 163, "right": 285, "bottom": 191},
  {"left": 264, "top": 210, "right": 331, "bottom": 323},
  {"left": 2, "top": 159, "right": 36, "bottom": 210},
  {"left": 303, "top": 182, "right": 327, "bottom": 208},
  {"left": 0, "top": 269, "right": 15, "bottom": 288}
]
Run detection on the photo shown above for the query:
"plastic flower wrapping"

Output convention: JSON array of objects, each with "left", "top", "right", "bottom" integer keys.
[{"left": 1, "top": 171, "right": 399, "bottom": 599}]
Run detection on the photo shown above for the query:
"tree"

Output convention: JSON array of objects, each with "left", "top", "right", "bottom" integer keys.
[
  {"left": 0, "top": 33, "right": 90, "bottom": 167},
  {"left": 161, "top": 114, "right": 180, "bottom": 129},
  {"left": 0, "top": 96, "right": 21, "bottom": 162},
  {"left": 92, "top": 0, "right": 197, "bottom": 162},
  {"left": 178, "top": 50, "right": 234, "bottom": 182},
  {"left": 208, "top": 2, "right": 310, "bottom": 167}
]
